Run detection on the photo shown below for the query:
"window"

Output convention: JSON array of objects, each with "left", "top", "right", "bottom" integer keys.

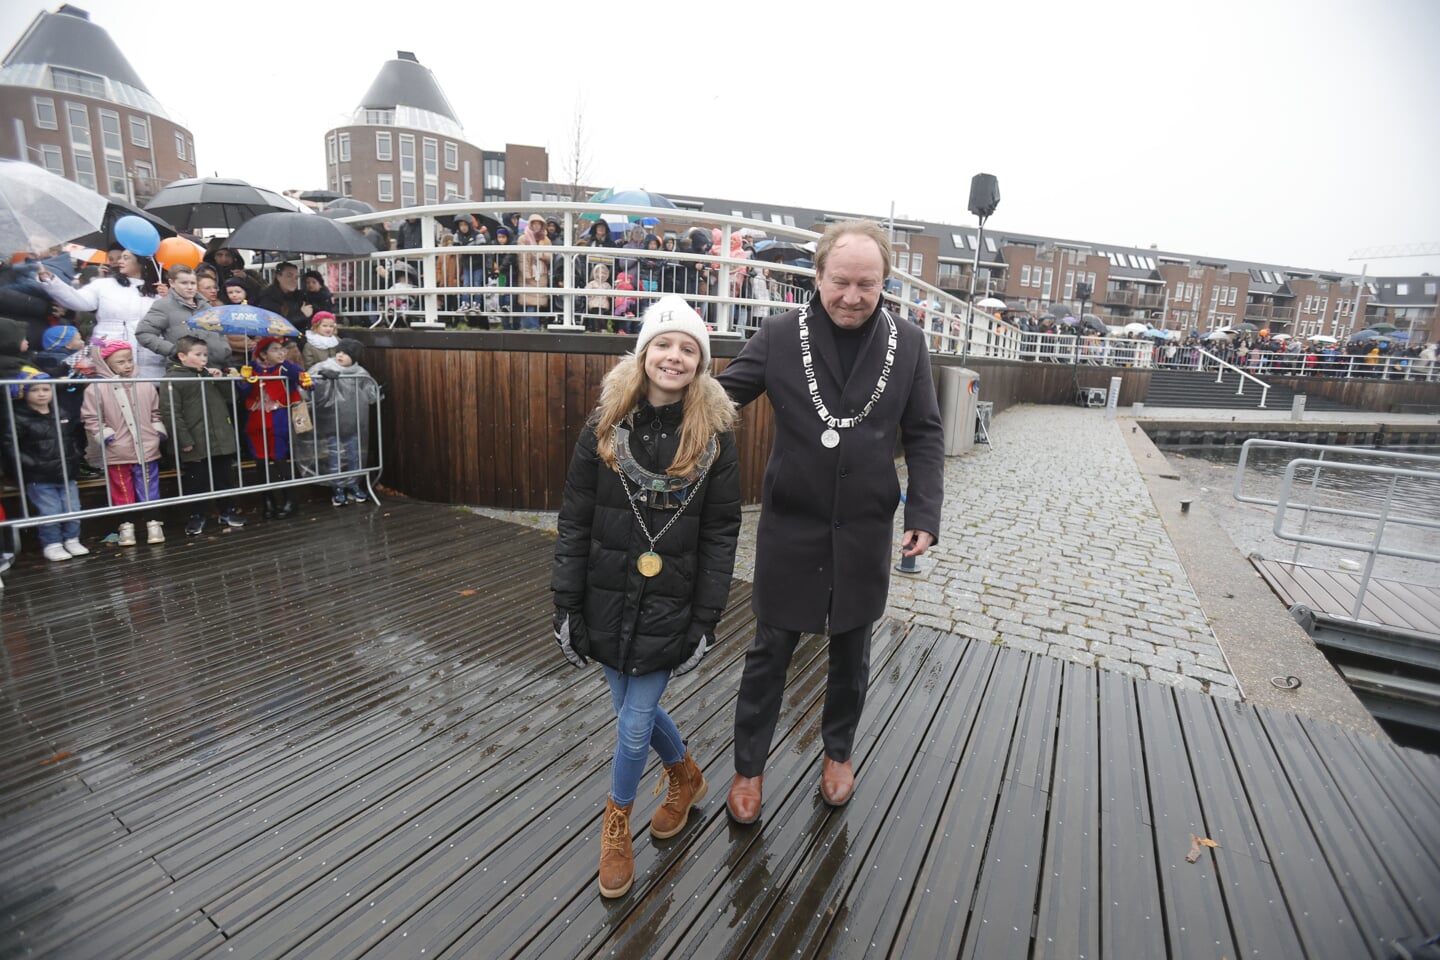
[
  {"left": 952, "top": 233, "right": 967, "bottom": 249},
  {"left": 911, "top": 253, "right": 923, "bottom": 275},
  {"left": 1396, "top": 282, "right": 1409, "bottom": 295},
  {"left": 444, "top": 182, "right": 458, "bottom": 200},
  {"left": 1174, "top": 282, "right": 1184, "bottom": 300},
  {"left": 1210, "top": 287, "right": 1220, "bottom": 306},
  {"left": 444, "top": 141, "right": 457, "bottom": 170},
  {"left": 99, "top": 110, "right": 122, "bottom": 152},
  {"left": 1184, "top": 283, "right": 1193, "bottom": 301},
  {"left": 364, "top": 108, "right": 394, "bottom": 125},
  {"left": 770, "top": 213, "right": 784, "bottom": 225},
  {"left": 783, "top": 215, "right": 796, "bottom": 227},
  {"left": 423, "top": 182, "right": 437, "bottom": 205},
  {"left": 1063, "top": 270, "right": 1074, "bottom": 299},
  {"left": 376, "top": 131, "right": 392, "bottom": 160},
  {"left": 133, "top": 159, "right": 153, "bottom": 186},
  {"left": 483, "top": 156, "right": 504, "bottom": 191},
  {"left": 73, "top": 152, "right": 96, "bottom": 189},
  {"left": 984, "top": 237, "right": 997, "bottom": 254},
  {"left": 338, "top": 133, "right": 350, "bottom": 162},
  {"left": 128, "top": 115, "right": 149, "bottom": 147},
  {"left": 399, "top": 134, "right": 415, "bottom": 174},
  {"left": 401, "top": 179, "right": 416, "bottom": 207},
  {"left": 1021, "top": 265, "right": 1031, "bottom": 286},
  {"left": 1319, "top": 297, "right": 1328, "bottom": 316},
  {"left": 1042, "top": 267, "right": 1053, "bottom": 299},
  {"left": 1228, "top": 286, "right": 1237, "bottom": 305},
  {"left": 106, "top": 157, "right": 127, "bottom": 196},
  {"left": 1087, "top": 272, "right": 1096, "bottom": 292},
  {"left": 340, "top": 175, "right": 351, "bottom": 197},
  {"left": 51, "top": 67, "right": 105, "bottom": 96},
  {"left": 377, "top": 174, "right": 394, "bottom": 202},
  {"left": 39, "top": 144, "right": 63, "bottom": 176},
  {"left": 66, "top": 103, "right": 90, "bottom": 147},
  {"left": 327, "top": 134, "right": 336, "bottom": 164},
  {"left": 33, "top": 96, "right": 57, "bottom": 129},
  {"left": 423, "top": 138, "right": 438, "bottom": 177}
]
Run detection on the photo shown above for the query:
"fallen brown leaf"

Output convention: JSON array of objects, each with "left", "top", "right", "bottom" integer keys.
[
  {"left": 458, "top": 589, "right": 477, "bottom": 596},
  {"left": 1185, "top": 834, "right": 1219, "bottom": 863}
]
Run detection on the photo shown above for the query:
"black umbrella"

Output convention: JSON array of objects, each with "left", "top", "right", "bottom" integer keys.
[
  {"left": 752, "top": 239, "right": 814, "bottom": 262},
  {"left": 144, "top": 177, "right": 297, "bottom": 231},
  {"left": 1231, "top": 321, "right": 1259, "bottom": 333},
  {"left": 1079, "top": 315, "right": 1107, "bottom": 334},
  {"left": 300, "top": 189, "right": 342, "bottom": 203},
  {"left": 224, "top": 211, "right": 376, "bottom": 257},
  {"left": 436, "top": 211, "right": 503, "bottom": 234},
  {"left": 66, "top": 197, "right": 176, "bottom": 248},
  {"left": 324, "top": 197, "right": 376, "bottom": 215}
]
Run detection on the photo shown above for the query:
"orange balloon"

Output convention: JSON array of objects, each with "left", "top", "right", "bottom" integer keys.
[{"left": 157, "top": 236, "right": 203, "bottom": 270}]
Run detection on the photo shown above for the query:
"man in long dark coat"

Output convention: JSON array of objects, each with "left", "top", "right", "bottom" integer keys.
[{"left": 717, "top": 219, "right": 944, "bottom": 822}]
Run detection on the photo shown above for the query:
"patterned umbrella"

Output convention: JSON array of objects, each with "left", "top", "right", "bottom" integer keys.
[{"left": 188, "top": 304, "right": 299, "bottom": 338}]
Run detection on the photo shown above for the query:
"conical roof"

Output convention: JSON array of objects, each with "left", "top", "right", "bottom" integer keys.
[
  {"left": 357, "top": 51, "right": 461, "bottom": 127},
  {"left": 3, "top": 5, "right": 148, "bottom": 93}
]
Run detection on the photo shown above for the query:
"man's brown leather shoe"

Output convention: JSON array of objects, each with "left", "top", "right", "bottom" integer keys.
[
  {"left": 726, "top": 773, "right": 763, "bottom": 824},
  {"left": 821, "top": 757, "right": 854, "bottom": 806}
]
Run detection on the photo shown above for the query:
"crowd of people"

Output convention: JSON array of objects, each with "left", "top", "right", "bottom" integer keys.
[
  {"left": 0, "top": 242, "right": 381, "bottom": 589},
  {"left": 1157, "top": 330, "right": 1437, "bottom": 379}
]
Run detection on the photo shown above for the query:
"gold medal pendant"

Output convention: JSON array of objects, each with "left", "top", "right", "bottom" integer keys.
[{"left": 637, "top": 551, "right": 663, "bottom": 577}]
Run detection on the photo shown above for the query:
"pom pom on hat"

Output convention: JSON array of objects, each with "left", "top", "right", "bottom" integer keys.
[
  {"left": 98, "top": 339, "right": 132, "bottom": 360},
  {"left": 634, "top": 295, "right": 711, "bottom": 366},
  {"left": 42, "top": 324, "right": 80, "bottom": 351}
]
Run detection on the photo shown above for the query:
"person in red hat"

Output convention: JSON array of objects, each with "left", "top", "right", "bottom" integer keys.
[{"left": 237, "top": 337, "right": 311, "bottom": 519}]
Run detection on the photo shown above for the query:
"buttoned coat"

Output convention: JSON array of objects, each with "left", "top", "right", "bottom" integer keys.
[{"left": 719, "top": 300, "right": 944, "bottom": 634}]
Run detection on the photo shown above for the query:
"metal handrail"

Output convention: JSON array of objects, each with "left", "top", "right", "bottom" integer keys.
[
  {"left": 1195, "top": 348, "right": 1270, "bottom": 407},
  {"left": 1233, "top": 439, "right": 1440, "bottom": 621}
]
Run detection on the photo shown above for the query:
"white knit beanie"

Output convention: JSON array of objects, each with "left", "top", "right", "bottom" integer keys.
[{"left": 634, "top": 295, "right": 711, "bottom": 366}]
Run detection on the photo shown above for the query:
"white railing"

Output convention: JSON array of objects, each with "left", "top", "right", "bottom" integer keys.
[
  {"left": 1195, "top": 348, "right": 1271, "bottom": 408},
  {"left": 297, "top": 200, "right": 1158, "bottom": 367}
]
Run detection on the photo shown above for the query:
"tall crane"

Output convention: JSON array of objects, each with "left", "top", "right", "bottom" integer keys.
[{"left": 1348, "top": 242, "right": 1440, "bottom": 260}]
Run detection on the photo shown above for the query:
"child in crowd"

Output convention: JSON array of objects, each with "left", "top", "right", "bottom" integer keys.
[
  {"left": 3, "top": 371, "right": 88, "bottom": 562},
  {"left": 550, "top": 295, "right": 741, "bottom": 898},
  {"left": 238, "top": 336, "right": 310, "bottom": 519},
  {"left": 32, "top": 324, "right": 96, "bottom": 476},
  {"left": 585, "top": 262, "right": 613, "bottom": 332},
  {"left": 613, "top": 273, "right": 638, "bottom": 333},
  {"left": 159, "top": 336, "right": 245, "bottom": 536},
  {"left": 80, "top": 340, "right": 167, "bottom": 546},
  {"left": 301, "top": 311, "right": 341, "bottom": 369},
  {"left": 307, "top": 338, "right": 380, "bottom": 507}
]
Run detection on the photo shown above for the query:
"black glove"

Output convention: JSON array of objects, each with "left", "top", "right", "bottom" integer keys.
[
  {"left": 318, "top": 367, "right": 341, "bottom": 379},
  {"left": 552, "top": 608, "right": 588, "bottom": 668},
  {"left": 673, "top": 621, "right": 715, "bottom": 677}
]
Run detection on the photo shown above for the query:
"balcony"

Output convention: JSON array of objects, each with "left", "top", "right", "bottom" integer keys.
[{"left": 1101, "top": 289, "right": 1165, "bottom": 310}]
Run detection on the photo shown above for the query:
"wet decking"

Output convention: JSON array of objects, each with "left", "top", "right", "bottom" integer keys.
[
  {"left": 1, "top": 501, "right": 1438, "bottom": 960},
  {"left": 1253, "top": 557, "right": 1440, "bottom": 640}
]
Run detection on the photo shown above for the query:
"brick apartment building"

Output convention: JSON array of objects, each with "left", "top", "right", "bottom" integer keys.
[{"left": 0, "top": 4, "right": 197, "bottom": 206}]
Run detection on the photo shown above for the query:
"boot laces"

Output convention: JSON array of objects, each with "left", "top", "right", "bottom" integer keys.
[
  {"left": 602, "top": 804, "right": 629, "bottom": 849},
  {"left": 653, "top": 764, "right": 682, "bottom": 805}
]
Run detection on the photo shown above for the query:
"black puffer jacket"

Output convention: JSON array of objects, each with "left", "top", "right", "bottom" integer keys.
[
  {"left": 552, "top": 393, "right": 741, "bottom": 676},
  {"left": 3, "top": 400, "right": 84, "bottom": 484}
]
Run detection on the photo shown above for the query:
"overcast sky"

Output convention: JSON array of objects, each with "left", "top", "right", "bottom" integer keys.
[{"left": 4, "top": 0, "right": 1437, "bottom": 276}]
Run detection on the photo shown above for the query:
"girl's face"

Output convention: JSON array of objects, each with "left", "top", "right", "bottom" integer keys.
[
  {"left": 226, "top": 284, "right": 247, "bottom": 304},
  {"left": 313, "top": 316, "right": 337, "bottom": 337},
  {"left": 108, "top": 350, "right": 135, "bottom": 377},
  {"left": 259, "top": 343, "right": 285, "bottom": 365},
  {"left": 118, "top": 250, "right": 141, "bottom": 278},
  {"left": 643, "top": 332, "right": 701, "bottom": 405}
]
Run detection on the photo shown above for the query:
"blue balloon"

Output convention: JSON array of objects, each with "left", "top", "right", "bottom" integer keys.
[{"left": 115, "top": 215, "right": 160, "bottom": 257}]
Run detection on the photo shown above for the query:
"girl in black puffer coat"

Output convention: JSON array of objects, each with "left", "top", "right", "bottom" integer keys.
[{"left": 551, "top": 295, "right": 740, "bottom": 899}]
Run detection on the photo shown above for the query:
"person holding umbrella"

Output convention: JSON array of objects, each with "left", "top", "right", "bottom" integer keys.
[
  {"left": 256, "top": 263, "right": 310, "bottom": 334},
  {"left": 137, "top": 265, "right": 233, "bottom": 378},
  {"left": 238, "top": 336, "right": 311, "bottom": 519}
]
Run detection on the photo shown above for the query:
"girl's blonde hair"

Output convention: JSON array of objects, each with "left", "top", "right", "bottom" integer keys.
[{"left": 594, "top": 348, "right": 737, "bottom": 476}]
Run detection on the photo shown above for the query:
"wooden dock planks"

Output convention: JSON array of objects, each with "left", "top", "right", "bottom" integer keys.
[{"left": 1, "top": 501, "right": 1438, "bottom": 959}]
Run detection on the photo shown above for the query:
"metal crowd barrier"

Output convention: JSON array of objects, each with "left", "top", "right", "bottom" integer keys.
[{"left": 0, "top": 373, "right": 383, "bottom": 540}]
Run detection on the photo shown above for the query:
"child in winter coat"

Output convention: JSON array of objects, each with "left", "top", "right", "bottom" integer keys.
[
  {"left": 585, "top": 262, "right": 613, "bottom": 332},
  {"left": 78, "top": 339, "right": 167, "bottom": 546},
  {"left": 2, "top": 371, "right": 89, "bottom": 562},
  {"left": 237, "top": 336, "right": 311, "bottom": 519},
  {"left": 158, "top": 336, "right": 245, "bottom": 536},
  {"left": 300, "top": 311, "right": 341, "bottom": 369},
  {"left": 307, "top": 338, "right": 379, "bottom": 507},
  {"left": 550, "top": 295, "right": 741, "bottom": 899},
  {"left": 32, "top": 324, "right": 95, "bottom": 476}
]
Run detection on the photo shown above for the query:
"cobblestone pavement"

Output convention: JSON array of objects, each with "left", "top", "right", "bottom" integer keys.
[{"left": 472, "top": 403, "right": 1238, "bottom": 698}]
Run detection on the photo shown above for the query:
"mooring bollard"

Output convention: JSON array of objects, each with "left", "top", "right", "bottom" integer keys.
[
  {"left": 895, "top": 552, "right": 919, "bottom": 575},
  {"left": 1180, "top": 499, "right": 1192, "bottom": 513}
]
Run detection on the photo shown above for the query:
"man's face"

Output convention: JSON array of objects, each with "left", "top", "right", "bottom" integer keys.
[
  {"left": 178, "top": 346, "right": 208, "bottom": 370},
  {"left": 277, "top": 267, "right": 298, "bottom": 292},
  {"left": 171, "top": 273, "right": 198, "bottom": 301},
  {"left": 198, "top": 277, "right": 219, "bottom": 303},
  {"left": 816, "top": 236, "right": 886, "bottom": 330}
]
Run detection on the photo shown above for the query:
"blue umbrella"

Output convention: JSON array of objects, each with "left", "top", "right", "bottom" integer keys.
[
  {"left": 1348, "top": 328, "right": 1390, "bottom": 341},
  {"left": 600, "top": 189, "right": 678, "bottom": 209},
  {"left": 188, "top": 304, "right": 299, "bottom": 338}
]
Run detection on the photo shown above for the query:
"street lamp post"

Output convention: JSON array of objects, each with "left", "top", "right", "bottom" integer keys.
[{"left": 961, "top": 174, "right": 1000, "bottom": 366}]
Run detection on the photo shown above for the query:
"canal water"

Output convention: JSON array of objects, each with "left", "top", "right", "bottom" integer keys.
[{"left": 1162, "top": 443, "right": 1440, "bottom": 586}]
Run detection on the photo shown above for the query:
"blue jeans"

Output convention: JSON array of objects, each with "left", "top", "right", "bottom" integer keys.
[
  {"left": 521, "top": 304, "right": 543, "bottom": 330},
  {"left": 25, "top": 481, "right": 80, "bottom": 547},
  {"left": 601, "top": 664, "right": 684, "bottom": 806},
  {"left": 323, "top": 430, "right": 362, "bottom": 491}
]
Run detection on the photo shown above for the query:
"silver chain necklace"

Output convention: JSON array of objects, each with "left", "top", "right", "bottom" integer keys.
[
  {"left": 797, "top": 300, "right": 897, "bottom": 448},
  {"left": 613, "top": 429, "right": 713, "bottom": 577}
]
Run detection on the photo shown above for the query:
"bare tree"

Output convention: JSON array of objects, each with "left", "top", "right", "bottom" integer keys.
[{"left": 559, "top": 100, "right": 590, "bottom": 201}]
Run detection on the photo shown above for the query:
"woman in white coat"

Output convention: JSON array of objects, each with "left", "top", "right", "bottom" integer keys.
[{"left": 38, "top": 251, "right": 166, "bottom": 378}]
